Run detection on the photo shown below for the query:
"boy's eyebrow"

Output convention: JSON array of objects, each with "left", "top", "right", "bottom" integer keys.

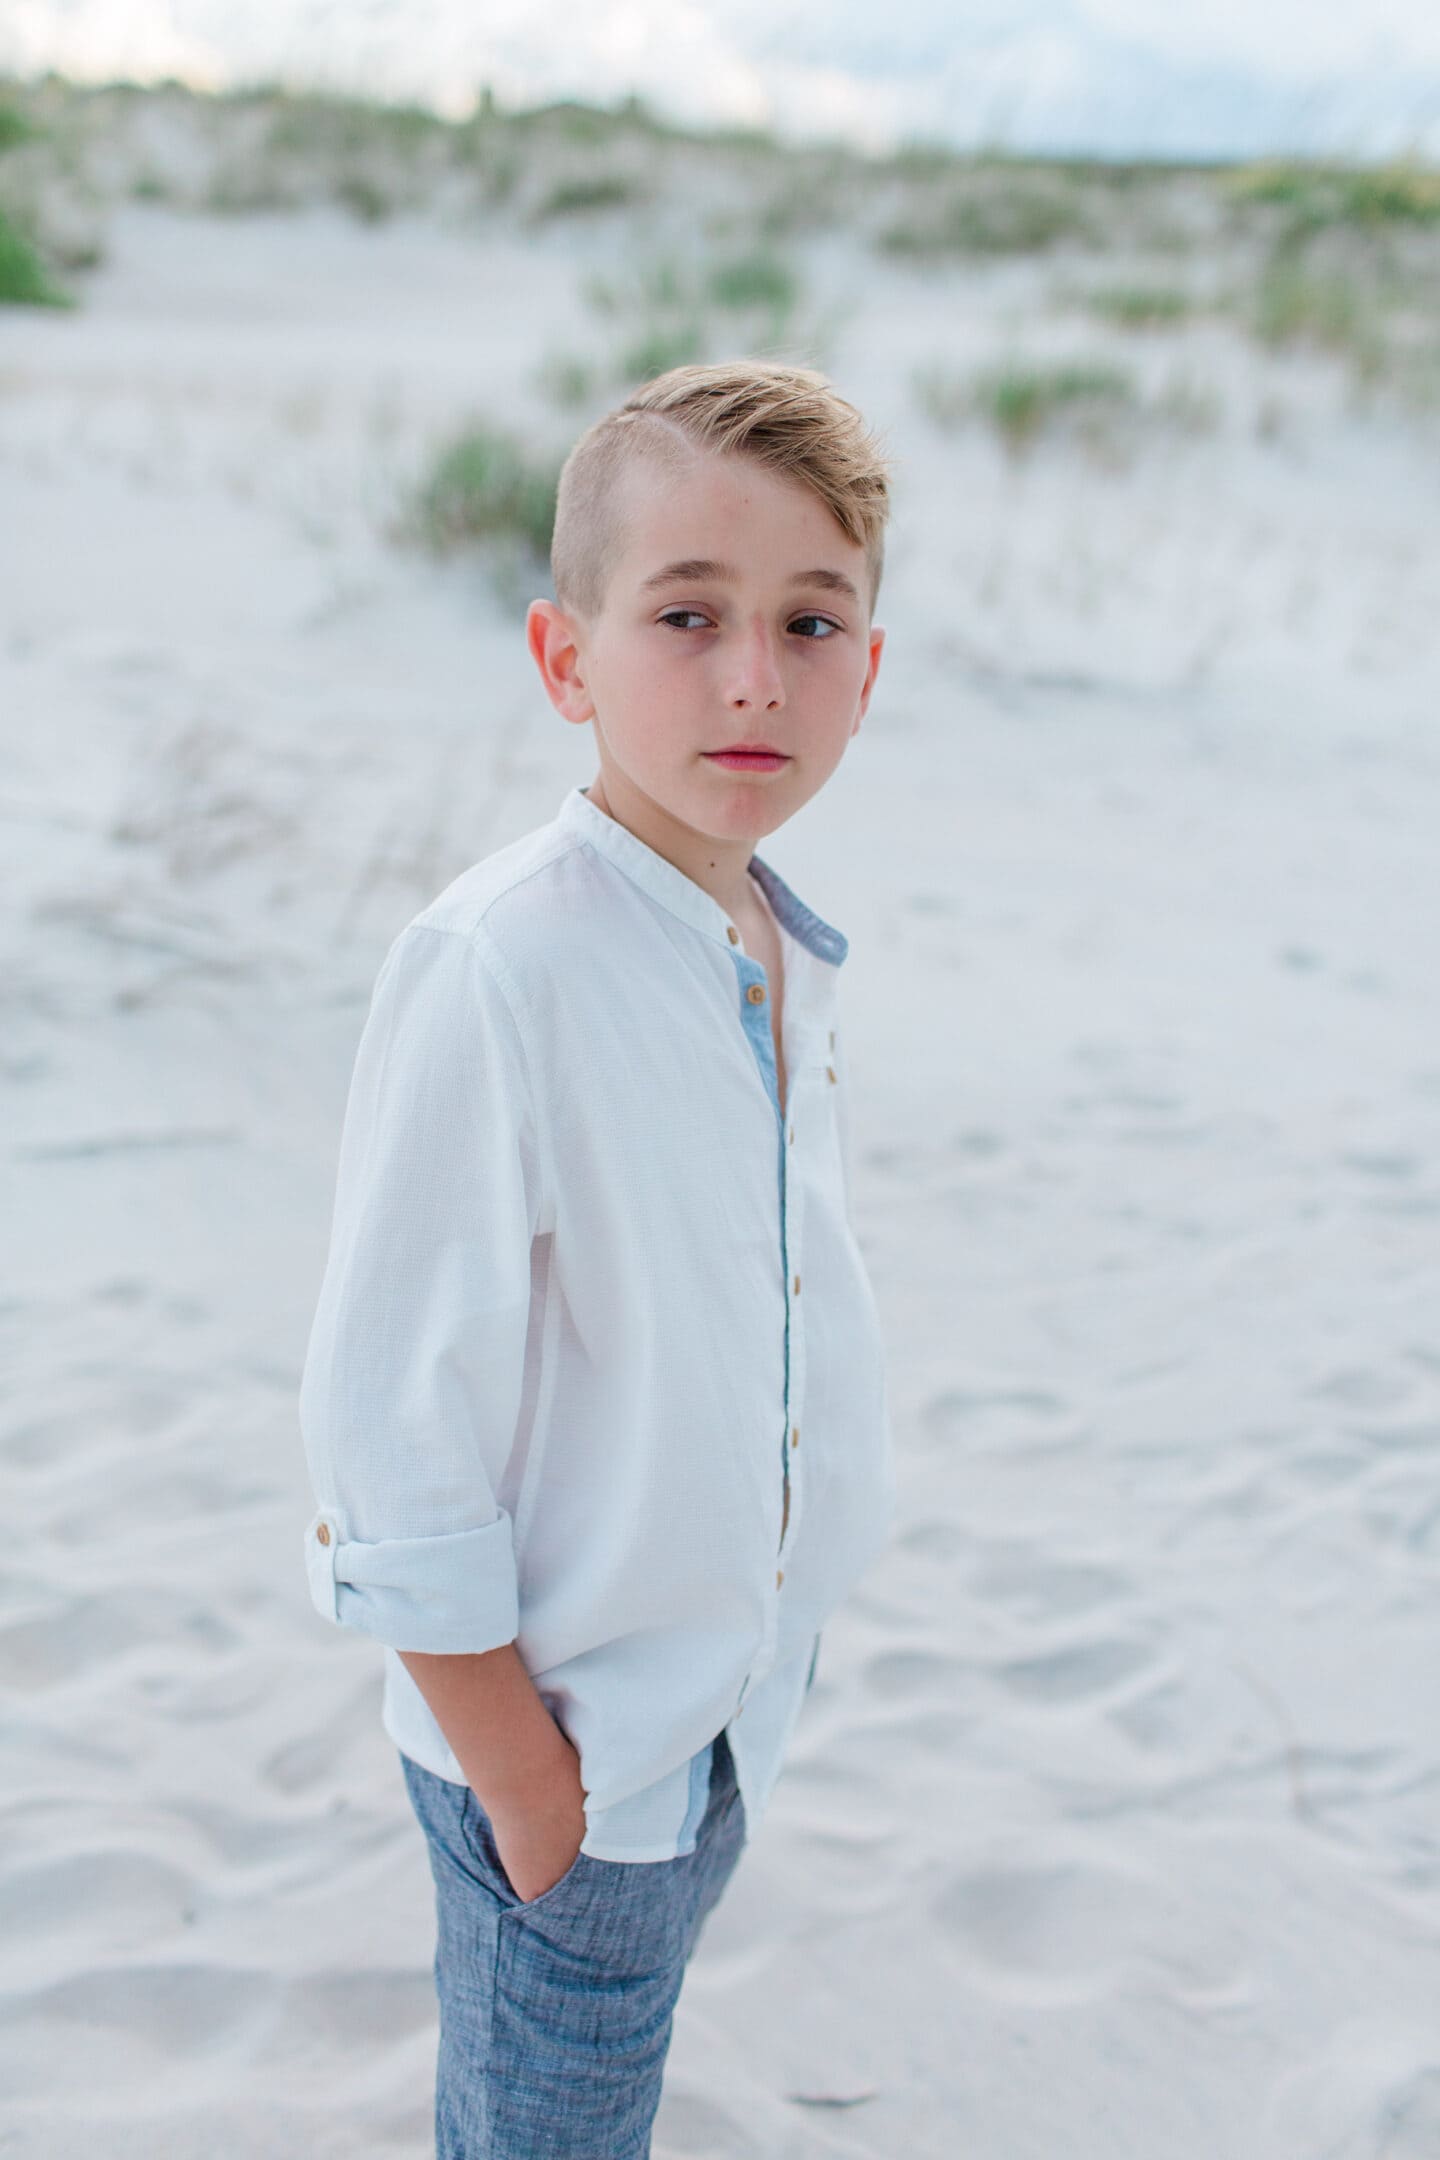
[{"left": 639, "top": 557, "right": 860, "bottom": 603}]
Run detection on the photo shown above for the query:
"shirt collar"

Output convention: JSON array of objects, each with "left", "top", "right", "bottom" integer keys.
[{"left": 558, "top": 785, "right": 848, "bottom": 967}]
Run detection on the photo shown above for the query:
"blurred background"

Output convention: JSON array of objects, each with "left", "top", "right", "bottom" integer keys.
[{"left": 2, "top": 7, "right": 1438, "bottom": 2158}]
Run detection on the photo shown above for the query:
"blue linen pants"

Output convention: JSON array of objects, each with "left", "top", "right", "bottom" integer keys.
[{"left": 400, "top": 1728, "right": 748, "bottom": 2158}]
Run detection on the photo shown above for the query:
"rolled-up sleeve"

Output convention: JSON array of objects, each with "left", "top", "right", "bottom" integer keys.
[{"left": 299, "top": 919, "right": 543, "bottom": 1655}]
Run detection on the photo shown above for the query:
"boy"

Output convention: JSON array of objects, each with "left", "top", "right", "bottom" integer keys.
[{"left": 299, "top": 358, "right": 899, "bottom": 2157}]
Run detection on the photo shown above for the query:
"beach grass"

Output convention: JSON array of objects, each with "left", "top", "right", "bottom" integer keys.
[
  {"left": 574, "top": 240, "right": 805, "bottom": 386},
  {"left": 0, "top": 96, "right": 37, "bottom": 154},
  {"left": 917, "top": 357, "right": 1137, "bottom": 450},
  {"left": 534, "top": 351, "right": 596, "bottom": 409},
  {"left": 1224, "top": 158, "right": 1440, "bottom": 237},
  {"left": 703, "top": 250, "right": 800, "bottom": 314},
  {"left": 913, "top": 354, "right": 1226, "bottom": 458},
  {"left": 0, "top": 205, "right": 73, "bottom": 306},
  {"left": 1083, "top": 284, "right": 1194, "bottom": 328},
  {"left": 615, "top": 319, "right": 711, "bottom": 384},
  {"left": 2, "top": 70, "right": 1437, "bottom": 426},
  {"left": 877, "top": 172, "right": 1096, "bottom": 260},
  {"left": 400, "top": 421, "right": 560, "bottom": 562},
  {"left": 530, "top": 173, "right": 647, "bottom": 224}
]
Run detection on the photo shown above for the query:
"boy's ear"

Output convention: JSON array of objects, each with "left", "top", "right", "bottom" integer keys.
[
  {"left": 526, "top": 600, "right": 595, "bottom": 726},
  {"left": 852, "top": 623, "right": 885, "bottom": 733}
]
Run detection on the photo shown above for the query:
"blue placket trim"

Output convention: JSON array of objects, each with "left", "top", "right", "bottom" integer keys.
[
  {"left": 722, "top": 859, "right": 843, "bottom": 1723},
  {"left": 729, "top": 944, "right": 791, "bottom": 1548}
]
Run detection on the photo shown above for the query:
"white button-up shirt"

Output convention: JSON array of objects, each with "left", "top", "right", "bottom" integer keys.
[{"left": 300, "top": 782, "right": 897, "bottom": 1860}]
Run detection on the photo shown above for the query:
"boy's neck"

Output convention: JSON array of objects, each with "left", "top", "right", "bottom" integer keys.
[{"left": 583, "top": 774, "right": 765, "bottom": 926}]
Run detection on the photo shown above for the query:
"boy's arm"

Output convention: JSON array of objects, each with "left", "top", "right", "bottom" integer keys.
[
  {"left": 300, "top": 921, "right": 578, "bottom": 1854},
  {"left": 396, "top": 1644, "right": 582, "bottom": 1816}
]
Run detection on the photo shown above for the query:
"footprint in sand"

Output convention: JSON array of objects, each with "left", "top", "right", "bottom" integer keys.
[
  {"left": 1308, "top": 1366, "right": 1415, "bottom": 1412},
  {"left": 990, "top": 1636, "right": 1156, "bottom": 1707},
  {"left": 969, "top": 1541, "right": 1129, "bottom": 1621},
  {"left": 933, "top": 1852, "right": 1162, "bottom": 1988}
]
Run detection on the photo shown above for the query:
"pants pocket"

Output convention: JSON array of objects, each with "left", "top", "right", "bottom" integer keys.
[{"left": 462, "top": 1788, "right": 594, "bottom": 1913}]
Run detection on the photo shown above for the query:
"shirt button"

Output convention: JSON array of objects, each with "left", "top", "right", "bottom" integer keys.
[
  {"left": 776, "top": 1568, "right": 785, "bottom": 1589},
  {"left": 826, "top": 1064, "right": 836, "bottom": 1083},
  {"left": 788, "top": 1124, "right": 794, "bottom": 1144},
  {"left": 829, "top": 1029, "right": 836, "bottom": 1049},
  {"left": 746, "top": 982, "right": 766, "bottom": 1004},
  {"left": 315, "top": 1521, "right": 332, "bottom": 1547},
  {"left": 791, "top": 1424, "right": 799, "bottom": 1448},
  {"left": 792, "top": 1273, "right": 800, "bottom": 1294},
  {"left": 727, "top": 926, "right": 739, "bottom": 944}
]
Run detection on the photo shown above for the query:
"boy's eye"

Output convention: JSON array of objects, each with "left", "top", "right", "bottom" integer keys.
[{"left": 658, "top": 610, "right": 840, "bottom": 639}]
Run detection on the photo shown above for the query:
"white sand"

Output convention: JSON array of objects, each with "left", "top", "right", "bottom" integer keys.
[{"left": 3, "top": 160, "right": 1440, "bottom": 2158}]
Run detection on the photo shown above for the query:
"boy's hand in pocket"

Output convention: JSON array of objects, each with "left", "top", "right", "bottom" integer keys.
[{"left": 490, "top": 1736, "right": 588, "bottom": 1903}]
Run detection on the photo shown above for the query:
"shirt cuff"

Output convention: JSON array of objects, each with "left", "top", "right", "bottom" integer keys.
[{"left": 304, "top": 1507, "right": 520, "bottom": 1655}]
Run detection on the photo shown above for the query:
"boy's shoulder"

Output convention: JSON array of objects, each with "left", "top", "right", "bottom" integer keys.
[
  {"left": 401, "top": 794, "right": 613, "bottom": 998},
  {"left": 413, "top": 805, "right": 576, "bottom": 944}
]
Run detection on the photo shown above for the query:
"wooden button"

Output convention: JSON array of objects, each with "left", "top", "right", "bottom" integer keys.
[
  {"left": 826, "top": 1064, "right": 836, "bottom": 1083},
  {"left": 791, "top": 1424, "right": 799, "bottom": 1447},
  {"left": 792, "top": 1273, "right": 800, "bottom": 1294},
  {"left": 776, "top": 1568, "right": 784, "bottom": 1589},
  {"left": 315, "top": 1522, "right": 331, "bottom": 1546},
  {"left": 747, "top": 983, "right": 767, "bottom": 1004},
  {"left": 727, "top": 926, "right": 739, "bottom": 944},
  {"left": 787, "top": 1124, "right": 794, "bottom": 1143}
]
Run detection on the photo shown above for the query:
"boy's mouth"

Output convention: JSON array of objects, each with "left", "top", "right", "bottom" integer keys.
[{"left": 703, "top": 748, "right": 790, "bottom": 772}]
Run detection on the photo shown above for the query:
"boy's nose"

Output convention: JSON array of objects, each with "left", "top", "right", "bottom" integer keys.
[{"left": 725, "top": 621, "right": 785, "bottom": 708}]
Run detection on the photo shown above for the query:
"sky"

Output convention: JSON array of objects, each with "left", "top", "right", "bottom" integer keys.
[{"left": 5, "top": 0, "right": 1440, "bottom": 160}]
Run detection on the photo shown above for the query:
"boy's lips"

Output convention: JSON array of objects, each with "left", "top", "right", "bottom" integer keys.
[{"left": 703, "top": 747, "right": 790, "bottom": 770}]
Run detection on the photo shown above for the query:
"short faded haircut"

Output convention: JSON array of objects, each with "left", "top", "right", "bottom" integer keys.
[{"left": 550, "top": 359, "right": 894, "bottom": 626}]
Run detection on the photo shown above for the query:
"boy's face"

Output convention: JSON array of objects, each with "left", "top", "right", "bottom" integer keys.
[{"left": 528, "top": 446, "right": 885, "bottom": 855}]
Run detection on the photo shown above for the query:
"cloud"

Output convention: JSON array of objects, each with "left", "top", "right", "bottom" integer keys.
[
  {"left": 1073, "top": 0, "right": 1440, "bottom": 79},
  {"left": 3, "top": 0, "right": 1440, "bottom": 158}
]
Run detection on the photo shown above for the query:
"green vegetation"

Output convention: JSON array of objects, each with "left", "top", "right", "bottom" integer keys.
[
  {"left": 4, "top": 73, "right": 1438, "bottom": 424},
  {"left": 0, "top": 91, "right": 74, "bottom": 306},
  {"left": 916, "top": 358, "right": 1135, "bottom": 450},
  {"left": 752, "top": 150, "right": 860, "bottom": 239},
  {"left": 1151, "top": 373, "right": 1222, "bottom": 433},
  {"left": 531, "top": 172, "right": 645, "bottom": 223},
  {"left": 1083, "top": 283, "right": 1192, "bottom": 328},
  {"left": 335, "top": 173, "right": 393, "bottom": 224},
  {"left": 263, "top": 90, "right": 445, "bottom": 161},
  {"left": 615, "top": 319, "right": 710, "bottom": 383},
  {"left": 977, "top": 361, "right": 1135, "bottom": 448},
  {"left": 572, "top": 243, "right": 810, "bottom": 393},
  {"left": 401, "top": 421, "right": 561, "bottom": 561},
  {"left": 1225, "top": 158, "right": 1440, "bottom": 236},
  {"left": 533, "top": 238, "right": 821, "bottom": 412},
  {"left": 1250, "top": 262, "right": 1378, "bottom": 361},
  {"left": 878, "top": 173, "right": 1094, "bottom": 259},
  {"left": 0, "top": 98, "right": 37, "bottom": 154},
  {"left": 1, "top": 73, "right": 1436, "bottom": 266},
  {"left": 915, "top": 352, "right": 1226, "bottom": 456},
  {"left": 0, "top": 204, "right": 74, "bottom": 305},
  {"left": 704, "top": 250, "right": 799, "bottom": 313},
  {"left": 202, "top": 164, "right": 300, "bottom": 215},
  {"left": 1214, "top": 157, "right": 1440, "bottom": 400},
  {"left": 534, "top": 351, "right": 595, "bottom": 408}
]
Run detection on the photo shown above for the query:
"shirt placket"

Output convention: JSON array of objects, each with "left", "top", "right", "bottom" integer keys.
[{"left": 727, "top": 930, "right": 807, "bottom": 1707}]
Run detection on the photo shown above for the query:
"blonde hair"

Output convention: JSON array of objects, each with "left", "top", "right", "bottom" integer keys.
[{"left": 550, "top": 359, "right": 893, "bottom": 625}]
